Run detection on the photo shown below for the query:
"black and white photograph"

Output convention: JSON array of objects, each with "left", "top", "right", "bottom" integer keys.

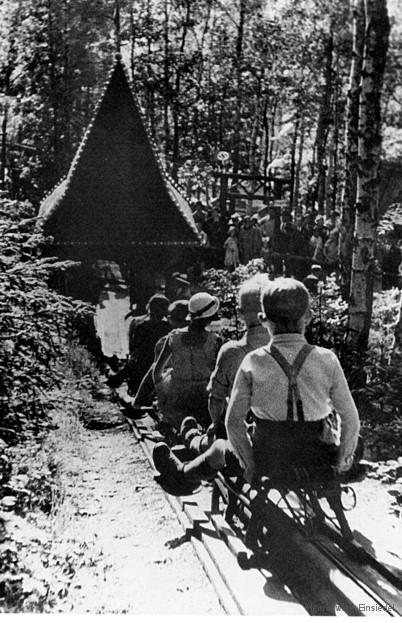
[{"left": 0, "top": 0, "right": 401, "bottom": 616}]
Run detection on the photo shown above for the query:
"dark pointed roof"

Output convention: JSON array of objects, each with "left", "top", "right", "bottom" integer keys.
[{"left": 38, "top": 60, "right": 201, "bottom": 253}]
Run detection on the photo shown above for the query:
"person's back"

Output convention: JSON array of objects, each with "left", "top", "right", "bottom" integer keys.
[
  {"left": 130, "top": 316, "right": 170, "bottom": 377},
  {"left": 152, "top": 277, "right": 270, "bottom": 491},
  {"left": 226, "top": 278, "right": 360, "bottom": 482},
  {"left": 128, "top": 294, "right": 170, "bottom": 394},
  {"left": 170, "top": 328, "right": 218, "bottom": 382},
  {"left": 154, "top": 292, "right": 221, "bottom": 429}
]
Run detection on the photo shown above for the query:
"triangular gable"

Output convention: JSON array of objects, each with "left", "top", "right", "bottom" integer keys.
[{"left": 38, "top": 60, "right": 201, "bottom": 250}]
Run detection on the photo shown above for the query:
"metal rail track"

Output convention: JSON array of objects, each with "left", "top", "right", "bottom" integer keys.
[{"left": 125, "top": 411, "right": 401, "bottom": 616}]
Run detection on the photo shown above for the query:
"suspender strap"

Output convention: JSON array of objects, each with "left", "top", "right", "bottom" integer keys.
[{"left": 268, "top": 344, "right": 314, "bottom": 422}]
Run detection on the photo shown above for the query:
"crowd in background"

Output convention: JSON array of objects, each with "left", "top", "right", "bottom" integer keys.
[
  {"left": 192, "top": 198, "right": 343, "bottom": 283},
  {"left": 191, "top": 199, "right": 402, "bottom": 290}
]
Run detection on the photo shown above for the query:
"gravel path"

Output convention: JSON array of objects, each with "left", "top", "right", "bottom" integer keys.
[{"left": 59, "top": 423, "right": 224, "bottom": 615}]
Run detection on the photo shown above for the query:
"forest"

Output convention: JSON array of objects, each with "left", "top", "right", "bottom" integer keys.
[
  {"left": 0, "top": 0, "right": 401, "bottom": 339},
  {"left": 0, "top": 0, "right": 401, "bottom": 613}
]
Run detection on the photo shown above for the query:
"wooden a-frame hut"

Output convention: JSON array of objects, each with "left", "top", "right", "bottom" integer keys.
[{"left": 38, "top": 58, "right": 202, "bottom": 305}]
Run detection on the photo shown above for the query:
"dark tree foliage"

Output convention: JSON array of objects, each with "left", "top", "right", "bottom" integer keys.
[
  {"left": 0, "top": 0, "right": 399, "bottom": 213},
  {"left": 0, "top": 197, "right": 94, "bottom": 443}
]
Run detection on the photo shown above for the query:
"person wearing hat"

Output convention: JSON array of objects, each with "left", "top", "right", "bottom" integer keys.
[
  {"left": 172, "top": 273, "right": 192, "bottom": 300},
  {"left": 152, "top": 277, "right": 362, "bottom": 494},
  {"left": 303, "top": 264, "right": 323, "bottom": 295},
  {"left": 152, "top": 276, "right": 270, "bottom": 492},
  {"left": 153, "top": 292, "right": 222, "bottom": 430},
  {"left": 226, "top": 277, "right": 361, "bottom": 482}
]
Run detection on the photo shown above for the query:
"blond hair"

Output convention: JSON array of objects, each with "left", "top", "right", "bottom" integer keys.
[{"left": 239, "top": 274, "right": 271, "bottom": 313}]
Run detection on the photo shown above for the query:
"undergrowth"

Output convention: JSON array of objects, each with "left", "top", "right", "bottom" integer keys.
[{"left": 0, "top": 339, "right": 106, "bottom": 613}]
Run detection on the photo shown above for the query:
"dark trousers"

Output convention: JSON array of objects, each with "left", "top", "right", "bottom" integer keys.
[{"left": 251, "top": 419, "right": 338, "bottom": 479}]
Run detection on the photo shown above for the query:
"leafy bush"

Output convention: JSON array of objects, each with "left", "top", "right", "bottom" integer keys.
[
  {"left": 352, "top": 290, "right": 402, "bottom": 459},
  {"left": 0, "top": 197, "right": 95, "bottom": 443}
]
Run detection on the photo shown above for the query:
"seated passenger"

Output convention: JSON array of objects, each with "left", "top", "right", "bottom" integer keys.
[
  {"left": 107, "top": 294, "right": 170, "bottom": 395},
  {"left": 118, "top": 300, "right": 189, "bottom": 413},
  {"left": 153, "top": 278, "right": 361, "bottom": 492},
  {"left": 126, "top": 294, "right": 170, "bottom": 395},
  {"left": 153, "top": 292, "right": 222, "bottom": 430},
  {"left": 180, "top": 275, "right": 270, "bottom": 454},
  {"left": 227, "top": 277, "right": 360, "bottom": 481}
]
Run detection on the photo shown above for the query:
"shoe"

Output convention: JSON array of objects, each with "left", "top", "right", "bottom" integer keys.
[
  {"left": 180, "top": 417, "right": 201, "bottom": 445},
  {"left": 152, "top": 443, "right": 184, "bottom": 477},
  {"left": 152, "top": 443, "right": 197, "bottom": 496},
  {"left": 154, "top": 472, "right": 199, "bottom": 496}
]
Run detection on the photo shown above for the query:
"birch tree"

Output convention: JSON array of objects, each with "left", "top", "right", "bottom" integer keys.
[
  {"left": 348, "top": 0, "right": 390, "bottom": 349},
  {"left": 340, "top": 0, "right": 365, "bottom": 293}
]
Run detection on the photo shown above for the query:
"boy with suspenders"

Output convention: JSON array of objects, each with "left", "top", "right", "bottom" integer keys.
[
  {"left": 153, "top": 277, "right": 360, "bottom": 491},
  {"left": 226, "top": 277, "right": 360, "bottom": 482}
]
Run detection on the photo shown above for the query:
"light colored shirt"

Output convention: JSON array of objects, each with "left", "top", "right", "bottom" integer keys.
[
  {"left": 226, "top": 333, "right": 360, "bottom": 474},
  {"left": 207, "top": 325, "right": 269, "bottom": 401}
]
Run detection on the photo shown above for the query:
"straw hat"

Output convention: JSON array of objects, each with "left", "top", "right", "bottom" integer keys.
[{"left": 188, "top": 292, "right": 220, "bottom": 319}]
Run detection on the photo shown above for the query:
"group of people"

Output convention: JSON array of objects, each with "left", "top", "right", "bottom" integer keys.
[
  {"left": 110, "top": 274, "right": 362, "bottom": 494},
  {"left": 224, "top": 214, "right": 263, "bottom": 269},
  {"left": 192, "top": 194, "right": 343, "bottom": 280},
  {"left": 192, "top": 197, "right": 402, "bottom": 294},
  {"left": 222, "top": 207, "right": 342, "bottom": 281}
]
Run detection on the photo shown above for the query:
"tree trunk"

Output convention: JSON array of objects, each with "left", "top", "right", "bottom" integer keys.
[
  {"left": 47, "top": 0, "right": 61, "bottom": 179},
  {"left": 340, "top": 0, "right": 365, "bottom": 294},
  {"left": 293, "top": 111, "right": 305, "bottom": 215},
  {"left": 324, "top": 128, "right": 334, "bottom": 217},
  {"left": 262, "top": 98, "right": 269, "bottom": 177},
  {"left": 314, "top": 32, "right": 334, "bottom": 213},
  {"left": 249, "top": 77, "right": 263, "bottom": 175},
  {"left": 61, "top": 0, "right": 71, "bottom": 168},
  {"left": 172, "top": 0, "right": 191, "bottom": 180},
  {"left": 130, "top": 5, "right": 136, "bottom": 81},
  {"left": 232, "top": 0, "right": 246, "bottom": 181},
  {"left": 348, "top": 0, "right": 390, "bottom": 350},
  {"left": 331, "top": 74, "right": 341, "bottom": 214},
  {"left": 0, "top": 54, "right": 11, "bottom": 190},
  {"left": 146, "top": 0, "right": 156, "bottom": 137},
  {"left": 268, "top": 98, "right": 277, "bottom": 163},
  {"left": 1, "top": 98, "right": 8, "bottom": 189},
  {"left": 289, "top": 114, "right": 300, "bottom": 212},
  {"left": 392, "top": 292, "right": 402, "bottom": 362},
  {"left": 163, "top": 0, "right": 170, "bottom": 163}
]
